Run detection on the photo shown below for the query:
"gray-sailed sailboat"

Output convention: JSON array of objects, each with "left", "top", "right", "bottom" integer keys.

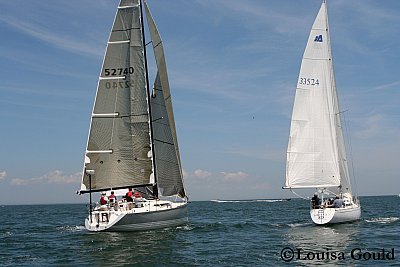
[
  {"left": 78, "top": 0, "right": 188, "bottom": 232},
  {"left": 283, "top": 0, "right": 361, "bottom": 225}
]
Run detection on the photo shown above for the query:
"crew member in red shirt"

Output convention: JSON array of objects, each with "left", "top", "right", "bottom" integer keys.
[
  {"left": 108, "top": 191, "right": 117, "bottom": 203},
  {"left": 125, "top": 188, "right": 134, "bottom": 202},
  {"left": 100, "top": 192, "right": 108, "bottom": 205}
]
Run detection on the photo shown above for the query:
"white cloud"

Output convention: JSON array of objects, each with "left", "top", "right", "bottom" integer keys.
[
  {"left": 221, "top": 171, "right": 249, "bottom": 182},
  {"left": 193, "top": 169, "right": 212, "bottom": 179},
  {"left": 0, "top": 171, "right": 6, "bottom": 182},
  {"left": 355, "top": 114, "right": 389, "bottom": 139},
  {"left": 10, "top": 170, "right": 81, "bottom": 186},
  {"left": 0, "top": 16, "right": 102, "bottom": 58},
  {"left": 9, "top": 178, "right": 28, "bottom": 186},
  {"left": 369, "top": 81, "right": 400, "bottom": 92}
]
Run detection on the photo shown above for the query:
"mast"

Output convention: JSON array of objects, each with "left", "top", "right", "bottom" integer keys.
[{"left": 139, "top": 0, "right": 158, "bottom": 198}]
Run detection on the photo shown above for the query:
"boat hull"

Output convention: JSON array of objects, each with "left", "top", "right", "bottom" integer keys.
[
  {"left": 310, "top": 205, "right": 361, "bottom": 225},
  {"left": 85, "top": 201, "right": 188, "bottom": 232}
]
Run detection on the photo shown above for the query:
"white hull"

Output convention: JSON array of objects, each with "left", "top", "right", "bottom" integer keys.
[
  {"left": 85, "top": 199, "right": 188, "bottom": 232},
  {"left": 310, "top": 204, "right": 361, "bottom": 225}
]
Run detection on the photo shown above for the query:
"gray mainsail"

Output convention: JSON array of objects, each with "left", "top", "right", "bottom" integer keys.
[
  {"left": 81, "top": 0, "right": 153, "bottom": 191},
  {"left": 80, "top": 0, "right": 185, "bottom": 198},
  {"left": 145, "top": 2, "right": 185, "bottom": 197}
]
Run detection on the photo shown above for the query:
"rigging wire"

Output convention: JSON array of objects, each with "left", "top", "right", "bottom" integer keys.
[
  {"left": 290, "top": 189, "right": 310, "bottom": 200},
  {"left": 342, "top": 110, "right": 359, "bottom": 200}
]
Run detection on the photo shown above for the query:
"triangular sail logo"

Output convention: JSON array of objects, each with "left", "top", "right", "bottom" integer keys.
[{"left": 314, "top": 34, "right": 323, "bottom": 42}]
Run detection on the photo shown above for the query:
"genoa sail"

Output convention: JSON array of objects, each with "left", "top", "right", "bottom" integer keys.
[
  {"left": 145, "top": 3, "right": 185, "bottom": 197},
  {"left": 285, "top": 1, "right": 352, "bottom": 196}
]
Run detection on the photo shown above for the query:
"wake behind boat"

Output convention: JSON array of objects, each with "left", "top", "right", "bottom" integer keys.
[
  {"left": 78, "top": 0, "right": 188, "bottom": 232},
  {"left": 283, "top": 0, "right": 361, "bottom": 225}
]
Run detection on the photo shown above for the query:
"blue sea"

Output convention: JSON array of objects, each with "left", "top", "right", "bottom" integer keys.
[{"left": 0, "top": 195, "right": 399, "bottom": 266}]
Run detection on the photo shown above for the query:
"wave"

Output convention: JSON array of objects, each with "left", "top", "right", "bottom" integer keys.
[
  {"left": 210, "top": 199, "right": 291, "bottom": 203},
  {"left": 175, "top": 224, "right": 195, "bottom": 231},
  {"left": 287, "top": 222, "right": 312, "bottom": 228},
  {"left": 365, "top": 217, "right": 399, "bottom": 224},
  {"left": 56, "top": 225, "right": 86, "bottom": 232}
]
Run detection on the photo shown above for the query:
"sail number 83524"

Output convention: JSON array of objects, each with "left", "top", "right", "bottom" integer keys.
[{"left": 299, "top": 78, "right": 319, "bottom": 86}]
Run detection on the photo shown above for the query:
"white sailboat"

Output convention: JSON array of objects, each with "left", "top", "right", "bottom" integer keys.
[
  {"left": 78, "top": 0, "right": 188, "bottom": 232},
  {"left": 284, "top": 0, "right": 361, "bottom": 225}
]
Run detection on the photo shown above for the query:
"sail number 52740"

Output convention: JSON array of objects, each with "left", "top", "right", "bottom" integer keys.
[
  {"left": 299, "top": 78, "right": 319, "bottom": 86},
  {"left": 104, "top": 67, "right": 134, "bottom": 76}
]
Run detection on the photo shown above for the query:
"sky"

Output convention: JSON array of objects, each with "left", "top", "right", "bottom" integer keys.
[{"left": 0, "top": 0, "right": 399, "bottom": 205}]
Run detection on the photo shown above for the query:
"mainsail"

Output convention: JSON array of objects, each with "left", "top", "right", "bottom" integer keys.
[
  {"left": 80, "top": 0, "right": 185, "bottom": 198},
  {"left": 285, "top": 1, "right": 352, "bottom": 195},
  {"left": 81, "top": 0, "right": 152, "bottom": 192}
]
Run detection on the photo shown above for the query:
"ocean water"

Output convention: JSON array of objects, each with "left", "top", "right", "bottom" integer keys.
[{"left": 0, "top": 195, "right": 399, "bottom": 266}]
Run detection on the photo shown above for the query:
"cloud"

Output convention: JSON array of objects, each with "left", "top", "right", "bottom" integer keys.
[
  {"left": 10, "top": 170, "right": 81, "bottom": 186},
  {"left": 355, "top": 113, "right": 392, "bottom": 139},
  {"left": 221, "top": 171, "right": 249, "bottom": 182},
  {"left": 0, "top": 16, "right": 102, "bottom": 58},
  {"left": 0, "top": 171, "right": 6, "bottom": 182},
  {"left": 194, "top": 0, "right": 308, "bottom": 35},
  {"left": 193, "top": 169, "right": 212, "bottom": 179},
  {"left": 369, "top": 81, "right": 400, "bottom": 92}
]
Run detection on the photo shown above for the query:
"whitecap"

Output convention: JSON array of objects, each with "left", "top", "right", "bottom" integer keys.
[
  {"left": 365, "top": 217, "right": 399, "bottom": 224},
  {"left": 56, "top": 225, "right": 86, "bottom": 232},
  {"left": 287, "top": 222, "right": 310, "bottom": 227},
  {"left": 176, "top": 224, "right": 194, "bottom": 231}
]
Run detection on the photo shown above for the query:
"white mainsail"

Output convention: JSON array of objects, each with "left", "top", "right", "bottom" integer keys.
[{"left": 285, "top": 1, "right": 352, "bottom": 196}]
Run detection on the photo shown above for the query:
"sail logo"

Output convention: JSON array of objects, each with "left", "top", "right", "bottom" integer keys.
[{"left": 314, "top": 35, "right": 323, "bottom": 42}]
